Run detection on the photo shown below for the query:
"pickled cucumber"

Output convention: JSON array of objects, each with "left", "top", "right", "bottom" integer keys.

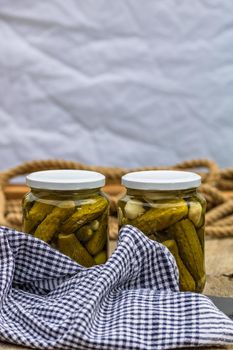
[
  {"left": 117, "top": 189, "right": 206, "bottom": 292},
  {"left": 91, "top": 220, "right": 99, "bottom": 231},
  {"left": 85, "top": 211, "right": 108, "bottom": 255},
  {"left": 23, "top": 201, "right": 54, "bottom": 233},
  {"left": 188, "top": 198, "right": 203, "bottom": 228},
  {"left": 147, "top": 232, "right": 157, "bottom": 241},
  {"left": 58, "top": 233, "right": 95, "bottom": 267},
  {"left": 131, "top": 199, "right": 188, "bottom": 234},
  {"left": 163, "top": 239, "right": 196, "bottom": 291},
  {"left": 61, "top": 197, "right": 108, "bottom": 233},
  {"left": 94, "top": 250, "right": 107, "bottom": 264},
  {"left": 76, "top": 225, "right": 94, "bottom": 243},
  {"left": 117, "top": 207, "right": 123, "bottom": 226},
  {"left": 196, "top": 226, "right": 205, "bottom": 250},
  {"left": 22, "top": 198, "right": 34, "bottom": 219},
  {"left": 196, "top": 195, "right": 206, "bottom": 228},
  {"left": 169, "top": 219, "right": 205, "bottom": 283},
  {"left": 34, "top": 203, "right": 76, "bottom": 242}
]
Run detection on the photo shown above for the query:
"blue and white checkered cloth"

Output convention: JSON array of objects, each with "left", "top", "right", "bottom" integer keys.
[{"left": 0, "top": 225, "right": 232, "bottom": 350}]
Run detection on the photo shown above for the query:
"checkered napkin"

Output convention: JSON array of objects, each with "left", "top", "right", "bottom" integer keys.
[{"left": 0, "top": 225, "right": 233, "bottom": 350}]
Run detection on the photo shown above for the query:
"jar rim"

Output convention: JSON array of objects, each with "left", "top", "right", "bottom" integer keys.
[
  {"left": 26, "top": 170, "right": 105, "bottom": 190},
  {"left": 121, "top": 170, "right": 201, "bottom": 190}
]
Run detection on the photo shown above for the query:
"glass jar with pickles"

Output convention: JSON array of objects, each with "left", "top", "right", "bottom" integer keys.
[
  {"left": 118, "top": 171, "right": 206, "bottom": 292},
  {"left": 23, "top": 170, "right": 109, "bottom": 267}
]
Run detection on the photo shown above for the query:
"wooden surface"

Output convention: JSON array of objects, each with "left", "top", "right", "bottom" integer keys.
[{"left": 0, "top": 184, "right": 232, "bottom": 349}]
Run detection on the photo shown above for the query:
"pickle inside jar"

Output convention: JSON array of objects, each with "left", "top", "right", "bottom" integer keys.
[
  {"left": 23, "top": 195, "right": 109, "bottom": 267},
  {"left": 119, "top": 198, "right": 189, "bottom": 234},
  {"left": 118, "top": 194, "right": 205, "bottom": 292}
]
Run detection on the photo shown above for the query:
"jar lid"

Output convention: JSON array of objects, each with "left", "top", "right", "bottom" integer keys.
[
  {"left": 121, "top": 170, "right": 201, "bottom": 190},
  {"left": 26, "top": 170, "right": 105, "bottom": 190}
]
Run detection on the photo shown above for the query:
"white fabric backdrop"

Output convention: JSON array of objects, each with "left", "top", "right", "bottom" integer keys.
[{"left": 0, "top": 0, "right": 233, "bottom": 171}]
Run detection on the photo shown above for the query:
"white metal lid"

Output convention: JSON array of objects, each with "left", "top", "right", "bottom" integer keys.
[
  {"left": 26, "top": 170, "right": 105, "bottom": 190},
  {"left": 121, "top": 170, "right": 201, "bottom": 190}
]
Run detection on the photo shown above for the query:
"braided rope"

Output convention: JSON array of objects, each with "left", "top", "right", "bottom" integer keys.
[
  {"left": 205, "top": 200, "right": 233, "bottom": 225},
  {"left": 205, "top": 226, "right": 233, "bottom": 238},
  {"left": 217, "top": 179, "right": 233, "bottom": 191},
  {"left": 219, "top": 168, "right": 233, "bottom": 179},
  {"left": 213, "top": 215, "right": 233, "bottom": 227},
  {"left": 199, "top": 184, "right": 226, "bottom": 206},
  {"left": 5, "top": 213, "right": 22, "bottom": 227},
  {"left": 171, "top": 158, "right": 220, "bottom": 185},
  {"left": 0, "top": 158, "right": 233, "bottom": 238},
  {"left": 216, "top": 168, "right": 233, "bottom": 190},
  {"left": 0, "top": 160, "right": 126, "bottom": 185},
  {"left": 0, "top": 158, "right": 219, "bottom": 186}
]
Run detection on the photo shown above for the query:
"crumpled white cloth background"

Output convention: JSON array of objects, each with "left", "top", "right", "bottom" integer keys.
[{"left": 0, "top": 1, "right": 233, "bottom": 170}]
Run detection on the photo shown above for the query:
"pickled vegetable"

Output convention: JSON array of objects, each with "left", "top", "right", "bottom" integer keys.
[
  {"left": 23, "top": 191, "right": 109, "bottom": 267},
  {"left": 61, "top": 197, "right": 108, "bottom": 233},
  {"left": 23, "top": 201, "right": 54, "bottom": 233},
  {"left": 58, "top": 233, "right": 95, "bottom": 267},
  {"left": 34, "top": 203, "right": 76, "bottom": 242},
  {"left": 94, "top": 250, "right": 107, "bottom": 264},
  {"left": 76, "top": 224, "right": 94, "bottom": 243},
  {"left": 147, "top": 232, "right": 157, "bottom": 241},
  {"left": 118, "top": 187, "right": 206, "bottom": 292},
  {"left": 85, "top": 211, "right": 108, "bottom": 255},
  {"left": 169, "top": 219, "right": 205, "bottom": 285},
  {"left": 91, "top": 220, "right": 100, "bottom": 231},
  {"left": 131, "top": 199, "right": 188, "bottom": 234},
  {"left": 22, "top": 198, "right": 34, "bottom": 219},
  {"left": 163, "top": 239, "right": 195, "bottom": 291},
  {"left": 188, "top": 198, "right": 202, "bottom": 228},
  {"left": 124, "top": 199, "right": 145, "bottom": 219},
  {"left": 196, "top": 226, "right": 205, "bottom": 250}
]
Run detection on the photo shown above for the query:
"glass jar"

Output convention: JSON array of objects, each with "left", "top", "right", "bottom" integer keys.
[
  {"left": 118, "top": 170, "right": 206, "bottom": 292},
  {"left": 23, "top": 170, "right": 109, "bottom": 267}
]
